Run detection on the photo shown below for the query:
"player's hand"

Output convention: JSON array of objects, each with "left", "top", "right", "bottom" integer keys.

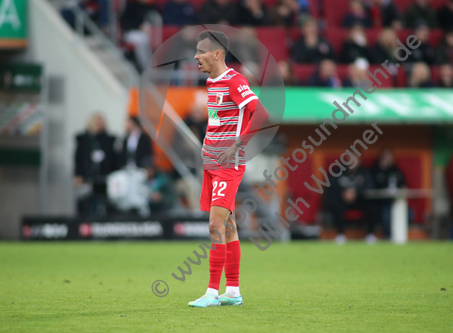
[
  {"left": 217, "top": 144, "right": 239, "bottom": 168},
  {"left": 201, "top": 145, "right": 206, "bottom": 159}
]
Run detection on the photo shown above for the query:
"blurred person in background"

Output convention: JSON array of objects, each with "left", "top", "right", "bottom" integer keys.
[
  {"left": 119, "top": 116, "right": 153, "bottom": 169},
  {"left": 162, "top": 0, "right": 197, "bottom": 26},
  {"left": 146, "top": 166, "right": 177, "bottom": 213},
  {"left": 342, "top": 0, "right": 372, "bottom": 28},
  {"left": 60, "top": 0, "right": 109, "bottom": 32},
  {"left": 236, "top": 0, "right": 268, "bottom": 26},
  {"left": 228, "top": 27, "right": 260, "bottom": 64},
  {"left": 172, "top": 93, "right": 207, "bottom": 209},
  {"left": 199, "top": 0, "right": 237, "bottom": 24},
  {"left": 278, "top": 60, "right": 300, "bottom": 85},
  {"left": 404, "top": 0, "right": 438, "bottom": 28},
  {"left": 406, "top": 22, "right": 437, "bottom": 65},
  {"left": 406, "top": 62, "right": 434, "bottom": 87},
  {"left": 291, "top": 18, "right": 336, "bottom": 63},
  {"left": 324, "top": 150, "right": 376, "bottom": 244},
  {"left": 74, "top": 113, "right": 117, "bottom": 216},
  {"left": 370, "top": 149, "right": 406, "bottom": 238},
  {"left": 120, "top": 0, "right": 156, "bottom": 71},
  {"left": 307, "top": 59, "right": 342, "bottom": 87},
  {"left": 437, "top": 30, "right": 453, "bottom": 64},
  {"left": 341, "top": 24, "right": 374, "bottom": 63},
  {"left": 268, "top": 0, "right": 300, "bottom": 26},
  {"left": 366, "top": 0, "right": 401, "bottom": 29},
  {"left": 438, "top": 63, "right": 453, "bottom": 87},
  {"left": 406, "top": 62, "right": 433, "bottom": 88},
  {"left": 438, "top": 0, "right": 453, "bottom": 31},
  {"left": 372, "top": 28, "right": 398, "bottom": 65},
  {"left": 343, "top": 59, "right": 369, "bottom": 87}
]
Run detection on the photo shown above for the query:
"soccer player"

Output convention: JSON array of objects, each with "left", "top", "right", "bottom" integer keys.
[{"left": 188, "top": 30, "right": 268, "bottom": 307}]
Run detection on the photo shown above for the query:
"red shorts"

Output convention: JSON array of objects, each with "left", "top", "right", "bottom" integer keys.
[{"left": 200, "top": 165, "right": 245, "bottom": 213}]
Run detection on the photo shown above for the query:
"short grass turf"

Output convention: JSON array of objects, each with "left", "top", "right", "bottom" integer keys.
[{"left": 0, "top": 241, "right": 452, "bottom": 333}]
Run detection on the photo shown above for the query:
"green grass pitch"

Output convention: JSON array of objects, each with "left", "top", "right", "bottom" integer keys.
[{"left": 0, "top": 241, "right": 452, "bottom": 332}]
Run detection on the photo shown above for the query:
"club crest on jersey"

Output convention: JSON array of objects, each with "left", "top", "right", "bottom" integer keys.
[{"left": 216, "top": 93, "right": 223, "bottom": 105}]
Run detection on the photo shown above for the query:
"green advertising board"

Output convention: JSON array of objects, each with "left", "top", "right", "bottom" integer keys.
[
  {"left": 260, "top": 88, "right": 453, "bottom": 124},
  {"left": 0, "top": 0, "right": 27, "bottom": 48},
  {"left": 0, "top": 63, "right": 43, "bottom": 91}
]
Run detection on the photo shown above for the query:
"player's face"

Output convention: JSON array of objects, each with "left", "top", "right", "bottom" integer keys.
[{"left": 195, "top": 39, "right": 217, "bottom": 73}]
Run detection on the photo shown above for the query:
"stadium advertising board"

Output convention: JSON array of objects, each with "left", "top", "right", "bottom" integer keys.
[
  {"left": 21, "top": 216, "right": 212, "bottom": 240},
  {"left": 163, "top": 87, "right": 453, "bottom": 124},
  {"left": 0, "top": 0, "right": 27, "bottom": 49}
]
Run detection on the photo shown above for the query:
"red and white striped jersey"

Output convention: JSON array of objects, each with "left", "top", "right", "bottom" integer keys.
[{"left": 203, "top": 68, "right": 258, "bottom": 170}]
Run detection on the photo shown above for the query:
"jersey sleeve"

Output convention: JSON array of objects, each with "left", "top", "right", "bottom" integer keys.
[{"left": 228, "top": 75, "right": 258, "bottom": 110}]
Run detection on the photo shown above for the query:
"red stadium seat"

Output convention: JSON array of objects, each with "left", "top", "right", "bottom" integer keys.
[
  {"left": 162, "top": 26, "right": 180, "bottom": 42},
  {"left": 397, "top": 29, "right": 444, "bottom": 48},
  {"left": 430, "top": 65, "right": 441, "bottom": 86},
  {"left": 368, "top": 65, "right": 394, "bottom": 88},
  {"left": 325, "top": 28, "right": 349, "bottom": 55},
  {"left": 292, "top": 64, "right": 316, "bottom": 83},
  {"left": 323, "top": 0, "right": 351, "bottom": 28},
  {"left": 396, "top": 65, "right": 407, "bottom": 87},
  {"left": 429, "top": 29, "right": 445, "bottom": 47},
  {"left": 256, "top": 27, "right": 289, "bottom": 63}
]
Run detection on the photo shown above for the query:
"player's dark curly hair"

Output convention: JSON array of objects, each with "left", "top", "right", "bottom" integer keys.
[{"left": 197, "top": 30, "right": 229, "bottom": 54}]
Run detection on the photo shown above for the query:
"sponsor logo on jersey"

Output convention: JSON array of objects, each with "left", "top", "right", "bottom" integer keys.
[
  {"left": 208, "top": 109, "right": 220, "bottom": 126},
  {"left": 237, "top": 84, "right": 253, "bottom": 98}
]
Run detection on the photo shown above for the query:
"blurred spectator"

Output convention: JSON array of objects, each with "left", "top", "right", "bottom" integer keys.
[
  {"left": 185, "top": 98, "right": 208, "bottom": 142},
  {"left": 120, "top": 0, "right": 156, "bottom": 71},
  {"left": 173, "top": 94, "right": 208, "bottom": 209},
  {"left": 278, "top": 60, "right": 300, "bottom": 85},
  {"left": 404, "top": 0, "right": 438, "bottom": 28},
  {"left": 307, "top": 59, "right": 342, "bottom": 87},
  {"left": 291, "top": 18, "right": 336, "bottom": 63},
  {"left": 372, "top": 28, "right": 398, "bottom": 65},
  {"left": 268, "top": 0, "right": 300, "bottom": 26},
  {"left": 165, "top": 27, "right": 199, "bottom": 85},
  {"left": 61, "top": 0, "right": 108, "bottom": 31},
  {"left": 228, "top": 27, "right": 260, "bottom": 64},
  {"left": 438, "top": 0, "right": 453, "bottom": 31},
  {"left": 343, "top": 60, "right": 369, "bottom": 87},
  {"left": 324, "top": 150, "right": 376, "bottom": 244},
  {"left": 437, "top": 30, "right": 453, "bottom": 64},
  {"left": 199, "top": 0, "right": 237, "bottom": 24},
  {"left": 407, "top": 62, "right": 434, "bottom": 88},
  {"left": 341, "top": 24, "right": 374, "bottom": 63},
  {"left": 74, "top": 113, "right": 117, "bottom": 216},
  {"left": 342, "top": 0, "right": 372, "bottom": 28},
  {"left": 406, "top": 23, "right": 437, "bottom": 65},
  {"left": 438, "top": 63, "right": 453, "bottom": 88},
  {"left": 367, "top": 0, "right": 401, "bottom": 29},
  {"left": 370, "top": 149, "right": 406, "bottom": 238},
  {"left": 146, "top": 166, "right": 177, "bottom": 213},
  {"left": 119, "top": 116, "right": 153, "bottom": 169},
  {"left": 237, "top": 0, "right": 268, "bottom": 26},
  {"left": 162, "top": 0, "right": 197, "bottom": 26}
]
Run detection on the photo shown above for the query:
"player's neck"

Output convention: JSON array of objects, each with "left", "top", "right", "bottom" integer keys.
[{"left": 209, "top": 64, "right": 229, "bottom": 80}]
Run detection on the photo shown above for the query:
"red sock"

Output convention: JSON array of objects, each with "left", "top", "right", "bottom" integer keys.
[
  {"left": 208, "top": 243, "right": 226, "bottom": 290},
  {"left": 225, "top": 240, "right": 241, "bottom": 287}
]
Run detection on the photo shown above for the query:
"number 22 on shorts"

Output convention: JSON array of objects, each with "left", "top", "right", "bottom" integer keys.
[{"left": 212, "top": 181, "right": 227, "bottom": 200}]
